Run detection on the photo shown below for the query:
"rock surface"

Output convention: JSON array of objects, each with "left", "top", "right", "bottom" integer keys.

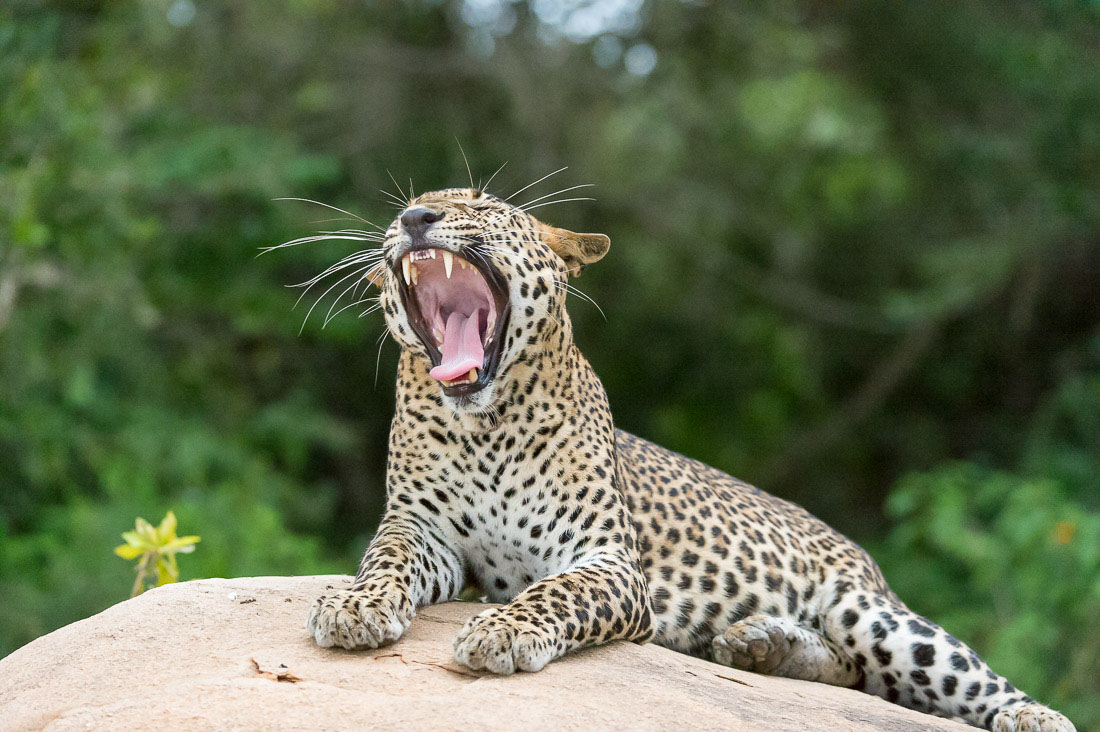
[{"left": 0, "top": 575, "right": 969, "bottom": 731}]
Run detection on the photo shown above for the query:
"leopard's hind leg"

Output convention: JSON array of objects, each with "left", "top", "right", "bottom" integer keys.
[
  {"left": 711, "top": 615, "right": 862, "bottom": 686},
  {"left": 823, "top": 579, "right": 1075, "bottom": 731}
]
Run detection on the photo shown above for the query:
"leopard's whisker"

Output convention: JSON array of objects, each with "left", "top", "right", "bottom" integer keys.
[
  {"left": 556, "top": 281, "right": 607, "bottom": 321},
  {"left": 373, "top": 329, "right": 391, "bottom": 389},
  {"left": 323, "top": 229, "right": 386, "bottom": 240},
  {"left": 350, "top": 265, "right": 382, "bottom": 302},
  {"left": 358, "top": 301, "right": 385, "bottom": 318},
  {"left": 324, "top": 276, "right": 372, "bottom": 328},
  {"left": 520, "top": 197, "right": 596, "bottom": 213},
  {"left": 386, "top": 170, "right": 410, "bottom": 207},
  {"left": 274, "top": 197, "right": 385, "bottom": 232},
  {"left": 259, "top": 234, "right": 383, "bottom": 256},
  {"left": 291, "top": 254, "right": 382, "bottom": 309},
  {"left": 325, "top": 262, "right": 386, "bottom": 326},
  {"left": 327, "top": 294, "right": 381, "bottom": 325},
  {"left": 456, "top": 137, "right": 475, "bottom": 190},
  {"left": 506, "top": 166, "right": 568, "bottom": 202},
  {"left": 380, "top": 189, "right": 408, "bottom": 209},
  {"left": 300, "top": 263, "right": 378, "bottom": 334},
  {"left": 517, "top": 184, "right": 594, "bottom": 212},
  {"left": 292, "top": 250, "right": 386, "bottom": 289},
  {"left": 481, "top": 161, "right": 508, "bottom": 193},
  {"left": 310, "top": 216, "right": 367, "bottom": 224}
]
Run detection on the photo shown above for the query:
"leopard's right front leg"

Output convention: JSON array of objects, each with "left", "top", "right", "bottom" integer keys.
[{"left": 307, "top": 511, "right": 463, "bottom": 650}]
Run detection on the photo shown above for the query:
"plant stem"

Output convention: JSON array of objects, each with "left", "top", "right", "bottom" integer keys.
[{"left": 130, "top": 551, "right": 153, "bottom": 598}]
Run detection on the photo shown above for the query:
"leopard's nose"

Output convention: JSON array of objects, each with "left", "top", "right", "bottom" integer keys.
[{"left": 400, "top": 206, "right": 444, "bottom": 237}]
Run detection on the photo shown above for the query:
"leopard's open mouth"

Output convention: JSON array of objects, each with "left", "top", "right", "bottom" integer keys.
[{"left": 396, "top": 245, "right": 510, "bottom": 397}]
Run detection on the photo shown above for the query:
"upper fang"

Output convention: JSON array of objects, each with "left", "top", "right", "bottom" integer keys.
[
  {"left": 401, "top": 255, "right": 411, "bottom": 286},
  {"left": 443, "top": 250, "right": 453, "bottom": 278}
]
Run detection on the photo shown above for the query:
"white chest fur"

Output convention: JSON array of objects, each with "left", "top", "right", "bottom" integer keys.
[{"left": 415, "top": 424, "right": 575, "bottom": 602}]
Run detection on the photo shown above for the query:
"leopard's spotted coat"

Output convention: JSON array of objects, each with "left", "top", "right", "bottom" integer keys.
[{"left": 306, "top": 188, "right": 1074, "bottom": 732}]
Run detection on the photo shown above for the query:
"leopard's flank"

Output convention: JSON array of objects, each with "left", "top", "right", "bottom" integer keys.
[{"left": 305, "top": 187, "right": 1074, "bottom": 731}]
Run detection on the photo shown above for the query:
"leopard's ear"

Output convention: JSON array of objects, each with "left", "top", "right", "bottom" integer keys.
[{"left": 539, "top": 224, "right": 610, "bottom": 276}]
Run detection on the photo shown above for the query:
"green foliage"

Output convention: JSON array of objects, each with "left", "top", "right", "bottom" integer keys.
[
  {"left": 115, "top": 510, "right": 200, "bottom": 595},
  {"left": 0, "top": 2, "right": 1097, "bottom": 723},
  {"left": 875, "top": 359, "right": 1100, "bottom": 727},
  {"left": 876, "top": 464, "right": 1099, "bottom": 728}
]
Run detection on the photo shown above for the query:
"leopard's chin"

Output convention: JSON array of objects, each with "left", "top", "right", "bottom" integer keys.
[
  {"left": 395, "top": 244, "right": 510, "bottom": 398},
  {"left": 444, "top": 386, "right": 508, "bottom": 432}
]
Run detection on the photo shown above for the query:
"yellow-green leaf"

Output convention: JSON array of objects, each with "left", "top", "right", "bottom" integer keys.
[
  {"left": 134, "top": 517, "right": 154, "bottom": 537},
  {"left": 156, "top": 510, "right": 177, "bottom": 541},
  {"left": 120, "top": 530, "right": 147, "bottom": 549},
  {"left": 162, "top": 535, "right": 201, "bottom": 552},
  {"left": 114, "top": 544, "right": 145, "bottom": 559},
  {"left": 155, "top": 559, "right": 174, "bottom": 586}
]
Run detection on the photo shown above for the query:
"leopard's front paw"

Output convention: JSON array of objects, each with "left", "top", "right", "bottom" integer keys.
[
  {"left": 992, "top": 703, "right": 1076, "bottom": 732},
  {"left": 453, "top": 607, "right": 556, "bottom": 675},
  {"left": 306, "top": 588, "right": 411, "bottom": 650}
]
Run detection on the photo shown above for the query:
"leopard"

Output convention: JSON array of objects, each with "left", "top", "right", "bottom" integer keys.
[{"left": 304, "top": 186, "right": 1075, "bottom": 732}]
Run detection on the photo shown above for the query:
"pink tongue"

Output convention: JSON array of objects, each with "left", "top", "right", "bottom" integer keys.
[{"left": 429, "top": 310, "right": 485, "bottom": 382}]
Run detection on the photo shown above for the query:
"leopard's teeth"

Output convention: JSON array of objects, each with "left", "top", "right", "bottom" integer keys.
[
  {"left": 401, "top": 255, "right": 411, "bottom": 286},
  {"left": 433, "top": 327, "right": 444, "bottom": 345},
  {"left": 467, "top": 368, "right": 478, "bottom": 383},
  {"left": 410, "top": 263, "right": 419, "bottom": 286},
  {"left": 443, "top": 250, "right": 453, "bottom": 279},
  {"left": 429, "top": 249, "right": 437, "bottom": 259}
]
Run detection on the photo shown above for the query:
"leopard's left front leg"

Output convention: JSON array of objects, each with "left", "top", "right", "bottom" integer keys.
[{"left": 453, "top": 552, "right": 655, "bottom": 674}]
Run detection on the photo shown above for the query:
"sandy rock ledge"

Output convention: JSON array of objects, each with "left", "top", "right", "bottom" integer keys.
[{"left": 0, "top": 575, "right": 969, "bottom": 731}]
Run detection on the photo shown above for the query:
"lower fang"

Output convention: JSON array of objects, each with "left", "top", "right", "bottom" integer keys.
[
  {"left": 433, "top": 327, "right": 444, "bottom": 345},
  {"left": 467, "top": 368, "right": 478, "bottom": 383}
]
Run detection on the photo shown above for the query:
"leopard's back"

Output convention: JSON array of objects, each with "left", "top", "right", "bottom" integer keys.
[{"left": 614, "top": 429, "right": 891, "bottom": 655}]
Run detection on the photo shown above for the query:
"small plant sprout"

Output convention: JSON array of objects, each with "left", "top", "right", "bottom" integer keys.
[{"left": 114, "top": 511, "right": 200, "bottom": 597}]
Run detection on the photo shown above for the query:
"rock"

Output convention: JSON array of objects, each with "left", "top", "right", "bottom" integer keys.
[{"left": 0, "top": 575, "right": 967, "bottom": 731}]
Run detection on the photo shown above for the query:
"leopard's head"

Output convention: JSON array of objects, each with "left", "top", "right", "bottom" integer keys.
[{"left": 375, "top": 187, "right": 608, "bottom": 414}]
